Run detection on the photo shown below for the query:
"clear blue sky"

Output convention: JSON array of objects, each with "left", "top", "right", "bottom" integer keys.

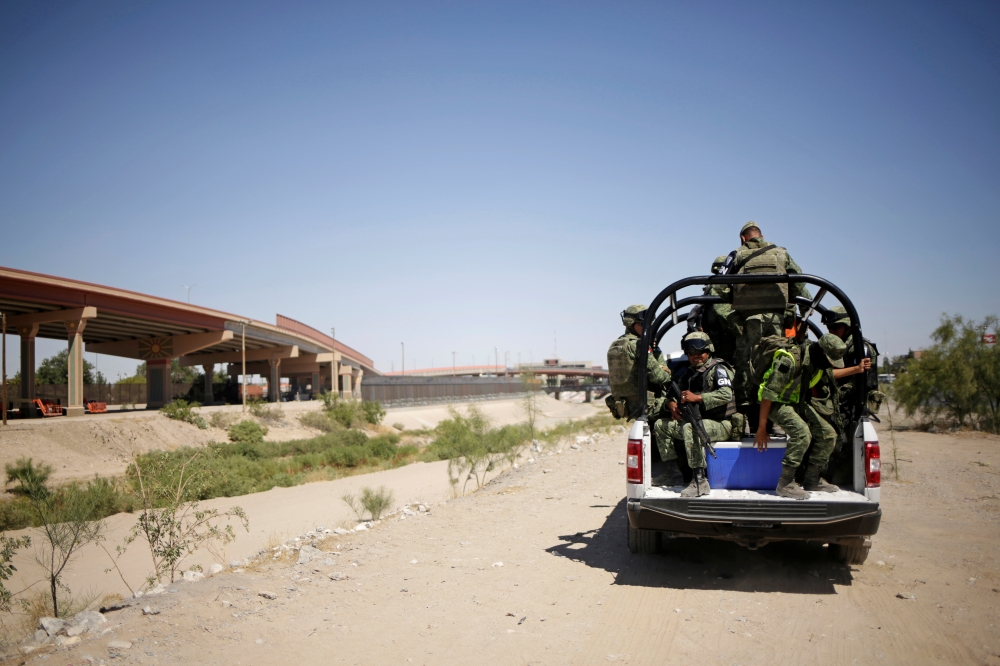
[{"left": 2, "top": 1, "right": 998, "bottom": 378}]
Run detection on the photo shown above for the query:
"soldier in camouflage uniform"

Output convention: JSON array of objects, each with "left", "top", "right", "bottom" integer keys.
[
  {"left": 823, "top": 306, "right": 878, "bottom": 408},
  {"left": 702, "top": 255, "right": 741, "bottom": 366},
  {"left": 723, "top": 222, "right": 812, "bottom": 408},
  {"left": 606, "top": 305, "right": 672, "bottom": 424},
  {"left": 753, "top": 333, "right": 847, "bottom": 499},
  {"left": 653, "top": 332, "right": 742, "bottom": 496}
]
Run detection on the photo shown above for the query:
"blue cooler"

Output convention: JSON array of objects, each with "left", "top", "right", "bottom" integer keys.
[{"left": 705, "top": 439, "right": 787, "bottom": 490}]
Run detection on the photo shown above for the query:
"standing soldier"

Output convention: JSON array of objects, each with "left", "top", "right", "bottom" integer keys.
[
  {"left": 701, "top": 255, "right": 741, "bottom": 366},
  {"left": 606, "top": 305, "right": 672, "bottom": 424},
  {"left": 653, "top": 332, "right": 743, "bottom": 495},
  {"left": 752, "top": 333, "right": 847, "bottom": 499},
  {"left": 721, "top": 222, "right": 812, "bottom": 409}
]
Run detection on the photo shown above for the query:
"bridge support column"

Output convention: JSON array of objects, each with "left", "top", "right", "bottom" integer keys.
[
  {"left": 18, "top": 324, "right": 38, "bottom": 417},
  {"left": 342, "top": 371, "right": 353, "bottom": 400},
  {"left": 65, "top": 319, "right": 87, "bottom": 417},
  {"left": 146, "top": 359, "right": 171, "bottom": 409},
  {"left": 311, "top": 371, "right": 321, "bottom": 398},
  {"left": 267, "top": 358, "right": 281, "bottom": 403},
  {"left": 202, "top": 364, "right": 215, "bottom": 406},
  {"left": 585, "top": 389, "right": 592, "bottom": 403},
  {"left": 352, "top": 369, "right": 363, "bottom": 401}
]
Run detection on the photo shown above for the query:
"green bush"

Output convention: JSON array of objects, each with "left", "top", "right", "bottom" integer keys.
[
  {"left": 299, "top": 410, "right": 337, "bottom": 432},
  {"left": 426, "top": 405, "right": 530, "bottom": 494},
  {"left": 160, "top": 399, "right": 208, "bottom": 429},
  {"left": 361, "top": 401, "right": 386, "bottom": 425},
  {"left": 228, "top": 420, "right": 268, "bottom": 444},
  {"left": 248, "top": 398, "right": 284, "bottom": 424},
  {"left": 5, "top": 457, "right": 53, "bottom": 497},
  {"left": 318, "top": 394, "right": 385, "bottom": 428}
]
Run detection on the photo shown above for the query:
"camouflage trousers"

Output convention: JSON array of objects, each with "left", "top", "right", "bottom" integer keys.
[
  {"left": 769, "top": 402, "right": 838, "bottom": 470},
  {"left": 654, "top": 418, "right": 733, "bottom": 470},
  {"left": 733, "top": 313, "right": 784, "bottom": 405}
]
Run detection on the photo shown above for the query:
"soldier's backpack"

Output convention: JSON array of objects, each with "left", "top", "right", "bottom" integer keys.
[
  {"left": 748, "top": 334, "right": 804, "bottom": 402},
  {"left": 730, "top": 243, "right": 790, "bottom": 314},
  {"left": 607, "top": 336, "right": 638, "bottom": 399}
]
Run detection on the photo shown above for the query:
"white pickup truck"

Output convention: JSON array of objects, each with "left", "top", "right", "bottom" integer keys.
[{"left": 624, "top": 273, "right": 882, "bottom": 565}]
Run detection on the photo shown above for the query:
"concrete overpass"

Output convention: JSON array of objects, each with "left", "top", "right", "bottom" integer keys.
[{"left": 0, "top": 266, "right": 378, "bottom": 415}]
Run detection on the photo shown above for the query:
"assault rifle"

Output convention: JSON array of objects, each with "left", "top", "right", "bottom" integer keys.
[{"left": 667, "top": 380, "right": 717, "bottom": 459}]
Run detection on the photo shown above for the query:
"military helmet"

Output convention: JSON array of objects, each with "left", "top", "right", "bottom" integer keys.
[
  {"left": 740, "top": 221, "right": 760, "bottom": 237},
  {"left": 710, "top": 255, "right": 728, "bottom": 275},
  {"left": 682, "top": 331, "right": 714, "bottom": 354},
  {"left": 818, "top": 333, "right": 846, "bottom": 369},
  {"left": 823, "top": 305, "right": 852, "bottom": 328},
  {"left": 620, "top": 304, "right": 647, "bottom": 328}
]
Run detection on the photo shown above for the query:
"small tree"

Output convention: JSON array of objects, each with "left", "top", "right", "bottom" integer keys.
[
  {"left": 123, "top": 449, "right": 248, "bottom": 586},
  {"left": 23, "top": 482, "right": 105, "bottom": 617},
  {"left": 893, "top": 314, "right": 1000, "bottom": 430}
]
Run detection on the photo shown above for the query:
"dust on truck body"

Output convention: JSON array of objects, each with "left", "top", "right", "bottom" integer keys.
[{"left": 624, "top": 273, "right": 881, "bottom": 565}]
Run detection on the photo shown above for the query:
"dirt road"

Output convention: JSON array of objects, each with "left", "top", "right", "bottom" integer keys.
[{"left": 8, "top": 425, "right": 999, "bottom": 664}]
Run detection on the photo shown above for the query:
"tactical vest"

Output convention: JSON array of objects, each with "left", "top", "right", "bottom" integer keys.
[
  {"left": 607, "top": 334, "right": 638, "bottom": 399},
  {"left": 731, "top": 243, "right": 790, "bottom": 314},
  {"left": 682, "top": 358, "right": 737, "bottom": 421}
]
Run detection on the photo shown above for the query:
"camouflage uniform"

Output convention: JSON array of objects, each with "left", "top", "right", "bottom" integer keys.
[
  {"left": 607, "top": 331, "right": 672, "bottom": 420},
  {"left": 758, "top": 334, "right": 846, "bottom": 473},
  {"left": 654, "top": 359, "right": 734, "bottom": 470},
  {"left": 702, "top": 256, "right": 741, "bottom": 365},
  {"left": 825, "top": 306, "right": 883, "bottom": 413},
  {"left": 729, "top": 229, "right": 812, "bottom": 405}
]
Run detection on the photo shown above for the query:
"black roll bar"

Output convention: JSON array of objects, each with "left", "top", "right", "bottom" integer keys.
[
  {"left": 636, "top": 274, "right": 866, "bottom": 419},
  {"left": 651, "top": 295, "right": 824, "bottom": 347}
]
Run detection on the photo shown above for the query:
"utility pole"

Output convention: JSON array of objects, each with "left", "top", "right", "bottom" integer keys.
[
  {"left": 2, "top": 311, "right": 6, "bottom": 426},
  {"left": 183, "top": 284, "right": 197, "bottom": 303},
  {"left": 401, "top": 342, "right": 405, "bottom": 377},
  {"left": 331, "top": 327, "right": 336, "bottom": 396}
]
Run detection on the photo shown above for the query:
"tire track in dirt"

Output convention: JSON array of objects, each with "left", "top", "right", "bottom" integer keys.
[{"left": 573, "top": 557, "right": 687, "bottom": 665}]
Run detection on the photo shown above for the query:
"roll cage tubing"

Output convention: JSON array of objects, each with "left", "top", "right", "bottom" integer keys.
[
  {"left": 650, "top": 296, "right": 824, "bottom": 348},
  {"left": 636, "top": 274, "right": 866, "bottom": 419}
]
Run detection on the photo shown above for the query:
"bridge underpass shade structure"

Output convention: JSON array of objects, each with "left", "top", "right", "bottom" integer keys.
[{"left": 0, "top": 267, "right": 378, "bottom": 415}]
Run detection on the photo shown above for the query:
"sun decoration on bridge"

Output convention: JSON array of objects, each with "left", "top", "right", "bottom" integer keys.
[{"left": 139, "top": 337, "right": 174, "bottom": 360}]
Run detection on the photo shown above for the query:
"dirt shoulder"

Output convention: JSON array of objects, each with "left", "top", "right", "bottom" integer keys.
[{"left": 8, "top": 423, "right": 997, "bottom": 664}]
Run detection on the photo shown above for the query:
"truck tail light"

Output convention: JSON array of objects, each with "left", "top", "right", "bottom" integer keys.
[
  {"left": 864, "top": 441, "right": 880, "bottom": 488},
  {"left": 626, "top": 439, "right": 643, "bottom": 484}
]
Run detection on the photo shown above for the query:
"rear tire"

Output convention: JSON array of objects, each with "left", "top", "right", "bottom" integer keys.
[
  {"left": 627, "top": 522, "right": 659, "bottom": 554},
  {"left": 832, "top": 542, "right": 870, "bottom": 565}
]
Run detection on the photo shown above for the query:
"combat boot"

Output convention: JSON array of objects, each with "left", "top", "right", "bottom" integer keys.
[
  {"left": 803, "top": 464, "right": 840, "bottom": 493},
  {"left": 776, "top": 466, "right": 809, "bottom": 500},
  {"left": 681, "top": 468, "right": 710, "bottom": 497},
  {"left": 651, "top": 460, "right": 684, "bottom": 487}
]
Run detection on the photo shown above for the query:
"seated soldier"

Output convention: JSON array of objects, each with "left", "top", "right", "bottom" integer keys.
[
  {"left": 606, "top": 304, "right": 672, "bottom": 425},
  {"left": 653, "top": 332, "right": 743, "bottom": 497},
  {"left": 753, "top": 333, "right": 847, "bottom": 499}
]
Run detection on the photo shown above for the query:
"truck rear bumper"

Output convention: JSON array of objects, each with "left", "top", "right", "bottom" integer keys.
[{"left": 627, "top": 494, "right": 881, "bottom": 547}]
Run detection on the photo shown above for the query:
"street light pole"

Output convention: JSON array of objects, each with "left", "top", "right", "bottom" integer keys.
[
  {"left": 331, "top": 327, "right": 336, "bottom": 396},
  {"left": 452, "top": 351, "right": 456, "bottom": 377},
  {"left": 401, "top": 342, "right": 405, "bottom": 377},
  {"left": 2, "top": 311, "right": 7, "bottom": 426}
]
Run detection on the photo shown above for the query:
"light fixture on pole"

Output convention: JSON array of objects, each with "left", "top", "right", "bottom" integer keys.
[{"left": 183, "top": 284, "right": 197, "bottom": 303}]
